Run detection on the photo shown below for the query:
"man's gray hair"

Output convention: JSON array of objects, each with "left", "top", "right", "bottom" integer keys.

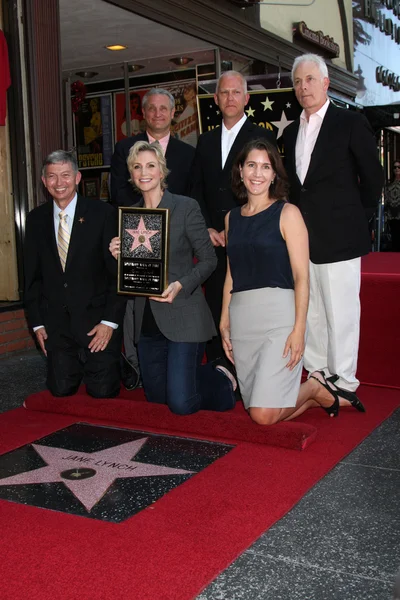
[
  {"left": 216, "top": 70, "right": 248, "bottom": 94},
  {"left": 42, "top": 150, "right": 78, "bottom": 177},
  {"left": 142, "top": 88, "right": 175, "bottom": 110},
  {"left": 291, "top": 53, "right": 329, "bottom": 82}
]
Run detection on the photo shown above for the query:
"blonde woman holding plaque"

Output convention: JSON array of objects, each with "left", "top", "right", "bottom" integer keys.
[{"left": 109, "top": 140, "right": 236, "bottom": 414}]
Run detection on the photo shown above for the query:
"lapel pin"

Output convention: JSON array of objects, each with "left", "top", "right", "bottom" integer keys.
[{"left": 79, "top": 217, "right": 85, "bottom": 224}]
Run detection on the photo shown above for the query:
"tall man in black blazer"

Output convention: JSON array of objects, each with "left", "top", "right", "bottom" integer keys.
[
  {"left": 190, "top": 70, "right": 276, "bottom": 363},
  {"left": 24, "top": 150, "right": 126, "bottom": 398},
  {"left": 110, "top": 88, "right": 195, "bottom": 207},
  {"left": 111, "top": 88, "right": 195, "bottom": 388},
  {"left": 283, "top": 54, "right": 383, "bottom": 400}
]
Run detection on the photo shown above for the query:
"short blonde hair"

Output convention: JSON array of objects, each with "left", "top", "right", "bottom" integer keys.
[
  {"left": 216, "top": 70, "right": 247, "bottom": 94},
  {"left": 127, "top": 140, "right": 170, "bottom": 191}
]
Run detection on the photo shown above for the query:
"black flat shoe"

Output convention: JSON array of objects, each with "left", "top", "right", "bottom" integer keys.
[
  {"left": 326, "top": 375, "right": 366, "bottom": 412},
  {"left": 309, "top": 370, "right": 340, "bottom": 418}
]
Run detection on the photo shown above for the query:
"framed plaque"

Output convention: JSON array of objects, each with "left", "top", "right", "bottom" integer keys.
[{"left": 117, "top": 207, "right": 169, "bottom": 297}]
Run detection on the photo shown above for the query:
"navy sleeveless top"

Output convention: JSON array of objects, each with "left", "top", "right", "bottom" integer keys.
[{"left": 227, "top": 200, "right": 294, "bottom": 293}]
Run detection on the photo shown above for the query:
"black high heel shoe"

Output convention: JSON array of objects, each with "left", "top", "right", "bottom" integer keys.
[
  {"left": 326, "top": 375, "right": 366, "bottom": 412},
  {"left": 309, "top": 370, "right": 340, "bottom": 418}
]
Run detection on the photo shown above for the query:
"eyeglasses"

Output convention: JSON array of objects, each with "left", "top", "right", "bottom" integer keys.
[{"left": 394, "top": 165, "right": 400, "bottom": 170}]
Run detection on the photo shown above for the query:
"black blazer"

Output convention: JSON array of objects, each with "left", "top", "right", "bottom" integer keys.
[
  {"left": 190, "top": 118, "right": 276, "bottom": 232},
  {"left": 24, "top": 196, "right": 126, "bottom": 347},
  {"left": 283, "top": 103, "right": 384, "bottom": 264},
  {"left": 110, "top": 132, "right": 195, "bottom": 207}
]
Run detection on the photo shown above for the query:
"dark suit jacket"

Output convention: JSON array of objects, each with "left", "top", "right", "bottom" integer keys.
[
  {"left": 190, "top": 118, "right": 276, "bottom": 232},
  {"left": 110, "top": 132, "right": 195, "bottom": 207},
  {"left": 24, "top": 195, "right": 126, "bottom": 348},
  {"left": 283, "top": 103, "right": 384, "bottom": 264},
  {"left": 133, "top": 190, "right": 217, "bottom": 344}
]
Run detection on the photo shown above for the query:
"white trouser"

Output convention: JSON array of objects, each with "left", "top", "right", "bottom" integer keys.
[{"left": 304, "top": 258, "right": 361, "bottom": 392}]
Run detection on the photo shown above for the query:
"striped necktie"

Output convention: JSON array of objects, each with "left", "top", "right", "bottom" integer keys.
[{"left": 58, "top": 211, "right": 70, "bottom": 271}]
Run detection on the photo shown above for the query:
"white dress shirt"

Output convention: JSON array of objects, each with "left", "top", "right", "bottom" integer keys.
[
  {"left": 295, "top": 98, "right": 330, "bottom": 185},
  {"left": 53, "top": 193, "right": 77, "bottom": 238},
  {"left": 221, "top": 113, "right": 247, "bottom": 169},
  {"left": 34, "top": 193, "right": 117, "bottom": 332}
]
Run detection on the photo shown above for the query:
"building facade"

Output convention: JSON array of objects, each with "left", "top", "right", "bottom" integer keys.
[{"left": 0, "top": 0, "right": 364, "bottom": 353}]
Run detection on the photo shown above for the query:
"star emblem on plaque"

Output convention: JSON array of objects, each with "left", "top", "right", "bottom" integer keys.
[{"left": 118, "top": 207, "right": 169, "bottom": 297}]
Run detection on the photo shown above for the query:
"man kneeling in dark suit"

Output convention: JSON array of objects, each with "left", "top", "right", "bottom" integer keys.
[{"left": 24, "top": 150, "right": 126, "bottom": 398}]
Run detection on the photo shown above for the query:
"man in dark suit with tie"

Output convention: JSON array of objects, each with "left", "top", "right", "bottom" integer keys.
[
  {"left": 24, "top": 150, "right": 126, "bottom": 398},
  {"left": 110, "top": 87, "right": 195, "bottom": 207},
  {"left": 190, "top": 70, "right": 276, "bottom": 363},
  {"left": 283, "top": 54, "right": 383, "bottom": 404},
  {"left": 111, "top": 88, "right": 195, "bottom": 388}
]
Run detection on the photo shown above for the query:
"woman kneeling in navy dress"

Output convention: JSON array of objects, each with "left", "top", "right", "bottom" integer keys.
[{"left": 220, "top": 139, "right": 343, "bottom": 425}]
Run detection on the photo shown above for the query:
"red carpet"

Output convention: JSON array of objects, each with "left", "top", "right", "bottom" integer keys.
[
  {"left": 359, "top": 252, "right": 400, "bottom": 388},
  {"left": 0, "top": 385, "right": 399, "bottom": 600},
  {"left": 24, "top": 388, "right": 317, "bottom": 451}
]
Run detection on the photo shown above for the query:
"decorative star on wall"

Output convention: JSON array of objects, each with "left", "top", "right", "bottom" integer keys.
[
  {"left": 245, "top": 106, "right": 255, "bottom": 117},
  {"left": 271, "top": 110, "right": 294, "bottom": 139},
  {"left": 261, "top": 96, "right": 274, "bottom": 111}
]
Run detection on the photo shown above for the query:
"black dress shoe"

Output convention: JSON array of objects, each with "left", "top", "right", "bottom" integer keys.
[
  {"left": 120, "top": 353, "right": 141, "bottom": 391},
  {"left": 326, "top": 374, "right": 366, "bottom": 412},
  {"left": 309, "top": 370, "right": 340, "bottom": 418}
]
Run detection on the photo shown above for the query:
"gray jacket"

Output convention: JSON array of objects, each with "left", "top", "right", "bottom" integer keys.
[{"left": 134, "top": 190, "right": 217, "bottom": 343}]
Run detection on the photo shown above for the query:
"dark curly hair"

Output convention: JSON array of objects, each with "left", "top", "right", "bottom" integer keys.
[{"left": 231, "top": 139, "right": 289, "bottom": 204}]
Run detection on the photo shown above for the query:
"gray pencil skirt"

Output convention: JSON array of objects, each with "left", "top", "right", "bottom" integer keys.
[{"left": 229, "top": 287, "right": 303, "bottom": 410}]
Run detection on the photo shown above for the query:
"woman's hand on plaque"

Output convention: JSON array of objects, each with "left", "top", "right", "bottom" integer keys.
[{"left": 150, "top": 281, "right": 182, "bottom": 304}]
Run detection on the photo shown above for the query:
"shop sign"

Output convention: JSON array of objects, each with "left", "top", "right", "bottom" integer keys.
[
  {"left": 293, "top": 22, "right": 340, "bottom": 58},
  {"left": 363, "top": 0, "right": 400, "bottom": 43},
  {"left": 375, "top": 66, "right": 400, "bottom": 91},
  {"left": 364, "top": 0, "right": 400, "bottom": 18}
]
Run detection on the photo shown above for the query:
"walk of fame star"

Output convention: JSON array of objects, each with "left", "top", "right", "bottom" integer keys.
[
  {"left": 0, "top": 438, "right": 193, "bottom": 512},
  {"left": 126, "top": 216, "right": 159, "bottom": 253},
  {"left": 271, "top": 110, "right": 294, "bottom": 139}
]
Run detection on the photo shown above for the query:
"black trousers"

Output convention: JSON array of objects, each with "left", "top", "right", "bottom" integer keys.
[
  {"left": 204, "top": 246, "right": 227, "bottom": 363},
  {"left": 45, "top": 312, "right": 122, "bottom": 398}
]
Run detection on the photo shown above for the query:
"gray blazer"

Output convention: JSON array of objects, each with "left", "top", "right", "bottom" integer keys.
[{"left": 133, "top": 190, "right": 217, "bottom": 343}]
